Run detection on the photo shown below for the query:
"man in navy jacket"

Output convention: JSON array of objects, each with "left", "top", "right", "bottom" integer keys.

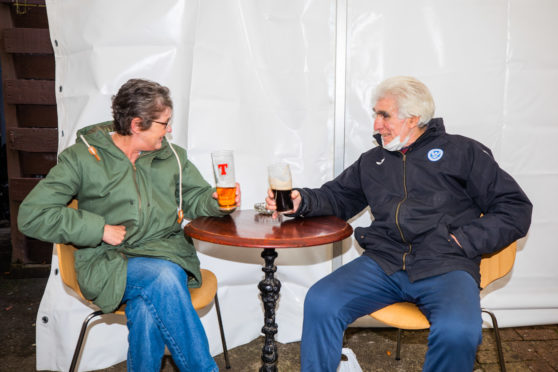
[{"left": 266, "top": 76, "right": 532, "bottom": 372}]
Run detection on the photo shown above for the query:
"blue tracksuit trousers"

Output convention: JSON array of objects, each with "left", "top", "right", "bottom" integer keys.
[{"left": 301, "top": 255, "right": 482, "bottom": 372}]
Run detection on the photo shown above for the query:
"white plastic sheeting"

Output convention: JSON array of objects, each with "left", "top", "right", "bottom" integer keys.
[{"left": 38, "top": 0, "right": 557, "bottom": 370}]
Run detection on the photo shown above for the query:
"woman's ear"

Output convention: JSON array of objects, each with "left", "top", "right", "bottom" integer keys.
[{"left": 130, "top": 117, "right": 143, "bottom": 133}]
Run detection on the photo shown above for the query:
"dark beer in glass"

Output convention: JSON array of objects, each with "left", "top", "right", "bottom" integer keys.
[
  {"left": 268, "top": 163, "right": 293, "bottom": 213},
  {"left": 273, "top": 189, "right": 293, "bottom": 212}
]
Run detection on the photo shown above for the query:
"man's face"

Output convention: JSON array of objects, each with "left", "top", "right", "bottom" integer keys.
[
  {"left": 373, "top": 96, "right": 411, "bottom": 145},
  {"left": 138, "top": 107, "right": 172, "bottom": 151}
]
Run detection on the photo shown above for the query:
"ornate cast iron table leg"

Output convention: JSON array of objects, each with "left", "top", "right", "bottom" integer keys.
[{"left": 258, "top": 248, "right": 281, "bottom": 372}]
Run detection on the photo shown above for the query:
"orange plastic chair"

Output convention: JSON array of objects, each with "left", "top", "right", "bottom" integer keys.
[
  {"left": 370, "top": 241, "right": 517, "bottom": 372},
  {"left": 56, "top": 242, "right": 230, "bottom": 371}
]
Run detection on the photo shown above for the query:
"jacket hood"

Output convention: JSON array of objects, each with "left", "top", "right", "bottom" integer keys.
[
  {"left": 75, "top": 121, "right": 173, "bottom": 160},
  {"left": 373, "top": 117, "right": 446, "bottom": 149}
]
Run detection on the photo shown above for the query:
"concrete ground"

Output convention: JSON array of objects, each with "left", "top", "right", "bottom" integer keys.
[{"left": 1, "top": 275, "right": 557, "bottom": 372}]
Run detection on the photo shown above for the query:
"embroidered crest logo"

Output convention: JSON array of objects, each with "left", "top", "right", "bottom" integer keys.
[{"left": 427, "top": 148, "right": 444, "bottom": 162}]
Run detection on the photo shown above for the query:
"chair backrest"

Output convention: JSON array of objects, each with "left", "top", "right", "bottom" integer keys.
[
  {"left": 479, "top": 241, "right": 517, "bottom": 289},
  {"left": 56, "top": 243, "right": 86, "bottom": 299},
  {"left": 56, "top": 199, "right": 85, "bottom": 298}
]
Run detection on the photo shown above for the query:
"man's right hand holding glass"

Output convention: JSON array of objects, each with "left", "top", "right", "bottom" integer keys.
[{"left": 265, "top": 188, "right": 302, "bottom": 218}]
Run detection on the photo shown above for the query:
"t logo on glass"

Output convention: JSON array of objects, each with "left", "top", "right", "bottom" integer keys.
[{"left": 218, "top": 163, "right": 228, "bottom": 175}]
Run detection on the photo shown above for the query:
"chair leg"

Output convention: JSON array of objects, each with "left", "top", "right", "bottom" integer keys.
[
  {"left": 214, "top": 294, "right": 231, "bottom": 369},
  {"left": 395, "top": 328, "right": 402, "bottom": 360},
  {"left": 70, "top": 310, "right": 104, "bottom": 372},
  {"left": 482, "top": 309, "right": 506, "bottom": 372}
]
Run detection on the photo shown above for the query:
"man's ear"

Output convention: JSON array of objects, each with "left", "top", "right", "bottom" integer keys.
[
  {"left": 130, "top": 117, "right": 143, "bottom": 133},
  {"left": 407, "top": 115, "right": 421, "bottom": 128}
]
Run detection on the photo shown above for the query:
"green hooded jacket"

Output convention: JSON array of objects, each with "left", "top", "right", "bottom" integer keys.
[{"left": 18, "top": 122, "right": 228, "bottom": 313}]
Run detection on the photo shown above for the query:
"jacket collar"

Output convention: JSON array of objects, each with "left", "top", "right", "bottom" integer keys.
[
  {"left": 406, "top": 117, "right": 445, "bottom": 151},
  {"left": 76, "top": 121, "right": 173, "bottom": 160},
  {"left": 373, "top": 117, "right": 445, "bottom": 152}
]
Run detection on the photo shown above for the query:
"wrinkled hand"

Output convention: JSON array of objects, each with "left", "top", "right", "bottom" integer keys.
[
  {"left": 103, "top": 224, "right": 126, "bottom": 245},
  {"left": 212, "top": 182, "right": 241, "bottom": 210},
  {"left": 265, "top": 188, "right": 301, "bottom": 218}
]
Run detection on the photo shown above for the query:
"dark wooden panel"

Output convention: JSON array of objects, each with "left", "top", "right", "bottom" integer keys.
[
  {"left": 8, "top": 177, "right": 41, "bottom": 202},
  {"left": 0, "top": 0, "right": 46, "bottom": 5},
  {"left": 13, "top": 54, "right": 54, "bottom": 79},
  {"left": 26, "top": 237, "right": 52, "bottom": 263},
  {"left": 8, "top": 127, "right": 57, "bottom": 152},
  {"left": 20, "top": 151, "right": 56, "bottom": 176},
  {"left": 2, "top": 28, "right": 52, "bottom": 54},
  {"left": 1, "top": 0, "right": 48, "bottom": 30},
  {"left": 10, "top": 4, "right": 48, "bottom": 29},
  {"left": 17, "top": 104, "right": 57, "bottom": 127},
  {"left": 4, "top": 79, "right": 55, "bottom": 104}
]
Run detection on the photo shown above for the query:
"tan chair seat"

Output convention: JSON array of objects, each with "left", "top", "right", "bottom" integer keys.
[{"left": 368, "top": 241, "right": 517, "bottom": 372}]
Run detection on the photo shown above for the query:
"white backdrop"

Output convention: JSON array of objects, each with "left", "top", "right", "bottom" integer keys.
[{"left": 37, "top": 0, "right": 558, "bottom": 370}]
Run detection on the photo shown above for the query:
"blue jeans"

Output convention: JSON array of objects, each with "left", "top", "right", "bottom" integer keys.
[
  {"left": 301, "top": 255, "right": 482, "bottom": 372},
  {"left": 121, "top": 257, "right": 218, "bottom": 372}
]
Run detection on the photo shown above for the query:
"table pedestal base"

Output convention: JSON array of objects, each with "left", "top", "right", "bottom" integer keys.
[{"left": 258, "top": 248, "right": 281, "bottom": 372}]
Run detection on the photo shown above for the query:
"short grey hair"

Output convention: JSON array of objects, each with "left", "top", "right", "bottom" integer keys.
[
  {"left": 372, "top": 76, "right": 435, "bottom": 127},
  {"left": 111, "top": 79, "right": 173, "bottom": 135}
]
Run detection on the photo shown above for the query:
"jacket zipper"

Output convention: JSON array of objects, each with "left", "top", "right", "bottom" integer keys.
[
  {"left": 395, "top": 153, "right": 412, "bottom": 270},
  {"left": 132, "top": 164, "right": 142, "bottom": 212}
]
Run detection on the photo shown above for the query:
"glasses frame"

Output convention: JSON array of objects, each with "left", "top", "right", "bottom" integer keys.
[{"left": 151, "top": 119, "right": 171, "bottom": 128}]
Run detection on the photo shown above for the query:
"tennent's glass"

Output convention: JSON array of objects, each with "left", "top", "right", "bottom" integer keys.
[
  {"left": 268, "top": 162, "right": 293, "bottom": 213},
  {"left": 211, "top": 150, "right": 236, "bottom": 210}
]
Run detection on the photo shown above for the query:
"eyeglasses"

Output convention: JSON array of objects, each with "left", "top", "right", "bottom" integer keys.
[{"left": 152, "top": 119, "right": 171, "bottom": 128}]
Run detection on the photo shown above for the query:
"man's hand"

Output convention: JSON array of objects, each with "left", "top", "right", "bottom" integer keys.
[
  {"left": 103, "top": 224, "right": 126, "bottom": 245},
  {"left": 450, "top": 234, "right": 462, "bottom": 248},
  {"left": 265, "top": 188, "right": 301, "bottom": 218}
]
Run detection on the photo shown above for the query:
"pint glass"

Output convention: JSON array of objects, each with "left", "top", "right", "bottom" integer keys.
[
  {"left": 211, "top": 150, "right": 236, "bottom": 210},
  {"left": 268, "top": 162, "right": 293, "bottom": 212}
]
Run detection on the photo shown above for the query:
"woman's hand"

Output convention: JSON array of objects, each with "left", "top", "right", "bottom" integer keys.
[{"left": 103, "top": 224, "right": 126, "bottom": 245}]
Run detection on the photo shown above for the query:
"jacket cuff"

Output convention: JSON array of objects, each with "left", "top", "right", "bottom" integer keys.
[
  {"left": 77, "top": 210, "right": 106, "bottom": 247},
  {"left": 285, "top": 188, "right": 309, "bottom": 218}
]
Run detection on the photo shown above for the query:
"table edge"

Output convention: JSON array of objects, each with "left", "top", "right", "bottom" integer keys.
[{"left": 184, "top": 221, "right": 353, "bottom": 249}]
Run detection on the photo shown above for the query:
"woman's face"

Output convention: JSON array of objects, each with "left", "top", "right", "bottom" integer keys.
[{"left": 136, "top": 107, "right": 172, "bottom": 152}]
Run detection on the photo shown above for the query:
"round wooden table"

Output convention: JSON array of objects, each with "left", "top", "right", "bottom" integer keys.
[{"left": 184, "top": 209, "right": 353, "bottom": 372}]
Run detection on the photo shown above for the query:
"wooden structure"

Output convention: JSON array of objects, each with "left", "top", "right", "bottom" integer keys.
[{"left": 0, "top": 0, "right": 57, "bottom": 265}]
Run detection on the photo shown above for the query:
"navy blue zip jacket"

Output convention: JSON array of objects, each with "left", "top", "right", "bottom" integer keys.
[{"left": 293, "top": 118, "right": 532, "bottom": 285}]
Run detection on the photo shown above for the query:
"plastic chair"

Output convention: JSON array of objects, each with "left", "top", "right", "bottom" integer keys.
[
  {"left": 369, "top": 241, "right": 517, "bottom": 372},
  {"left": 56, "top": 242, "right": 231, "bottom": 371}
]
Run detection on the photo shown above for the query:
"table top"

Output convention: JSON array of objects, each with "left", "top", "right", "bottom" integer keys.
[{"left": 184, "top": 209, "right": 353, "bottom": 249}]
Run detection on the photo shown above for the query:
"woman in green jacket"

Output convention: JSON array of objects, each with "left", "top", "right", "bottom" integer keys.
[{"left": 18, "top": 79, "right": 239, "bottom": 372}]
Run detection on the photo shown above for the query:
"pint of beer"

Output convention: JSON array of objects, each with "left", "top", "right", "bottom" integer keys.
[
  {"left": 268, "top": 162, "right": 293, "bottom": 212},
  {"left": 211, "top": 150, "right": 236, "bottom": 210}
]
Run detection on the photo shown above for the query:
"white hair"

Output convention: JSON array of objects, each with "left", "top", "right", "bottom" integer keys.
[{"left": 372, "top": 76, "right": 436, "bottom": 127}]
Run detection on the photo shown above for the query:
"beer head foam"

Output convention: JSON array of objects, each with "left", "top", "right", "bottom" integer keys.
[
  {"left": 269, "top": 176, "right": 292, "bottom": 190},
  {"left": 268, "top": 163, "right": 292, "bottom": 190}
]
